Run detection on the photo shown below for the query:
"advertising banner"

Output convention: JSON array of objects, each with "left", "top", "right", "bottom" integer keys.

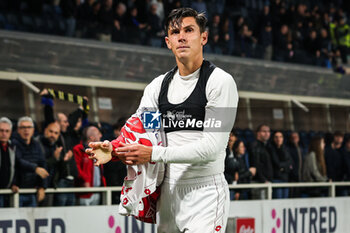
[
  {"left": 0, "top": 206, "right": 155, "bottom": 233},
  {"left": 228, "top": 197, "right": 350, "bottom": 233},
  {"left": 1, "top": 198, "right": 349, "bottom": 233}
]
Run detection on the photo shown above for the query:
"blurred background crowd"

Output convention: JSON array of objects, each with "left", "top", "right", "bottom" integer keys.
[
  {"left": 0, "top": 90, "right": 127, "bottom": 207},
  {"left": 1, "top": 88, "right": 350, "bottom": 208},
  {"left": 224, "top": 124, "right": 350, "bottom": 200},
  {"left": 1, "top": 0, "right": 350, "bottom": 70}
]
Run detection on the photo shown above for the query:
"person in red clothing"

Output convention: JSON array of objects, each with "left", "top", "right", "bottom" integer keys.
[{"left": 73, "top": 125, "right": 106, "bottom": 205}]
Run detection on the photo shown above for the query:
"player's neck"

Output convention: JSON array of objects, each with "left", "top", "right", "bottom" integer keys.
[{"left": 176, "top": 56, "right": 203, "bottom": 76}]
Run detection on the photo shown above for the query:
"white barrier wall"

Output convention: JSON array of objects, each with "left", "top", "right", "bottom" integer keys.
[{"left": 0, "top": 198, "right": 349, "bottom": 233}]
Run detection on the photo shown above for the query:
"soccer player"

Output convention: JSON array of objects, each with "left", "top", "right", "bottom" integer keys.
[{"left": 87, "top": 8, "right": 238, "bottom": 232}]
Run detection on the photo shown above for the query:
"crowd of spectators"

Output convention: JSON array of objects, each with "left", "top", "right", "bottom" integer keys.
[
  {"left": 224, "top": 124, "right": 350, "bottom": 200},
  {"left": 1, "top": 0, "right": 350, "bottom": 69},
  {"left": 0, "top": 89, "right": 126, "bottom": 207},
  {"left": 1, "top": 91, "right": 350, "bottom": 207}
]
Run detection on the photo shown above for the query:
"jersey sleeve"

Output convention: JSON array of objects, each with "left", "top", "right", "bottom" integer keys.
[
  {"left": 151, "top": 68, "right": 239, "bottom": 163},
  {"left": 135, "top": 74, "right": 165, "bottom": 116}
]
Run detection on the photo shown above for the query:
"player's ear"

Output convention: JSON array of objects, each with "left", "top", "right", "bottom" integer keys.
[
  {"left": 165, "top": 36, "right": 172, "bottom": 49},
  {"left": 201, "top": 31, "right": 208, "bottom": 46}
]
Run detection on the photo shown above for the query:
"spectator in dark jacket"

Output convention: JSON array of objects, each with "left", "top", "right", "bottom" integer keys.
[
  {"left": 325, "top": 131, "right": 346, "bottom": 196},
  {"left": 259, "top": 21, "right": 273, "bottom": 60},
  {"left": 13, "top": 116, "right": 49, "bottom": 207},
  {"left": 60, "top": 0, "right": 78, "bottom": 37},
  {"left": 325, "top": 131, "right": 344, "bottom": 181},
  {"left": 147, "top": 3, "right": 164, "bottom": 47},
  {"left": 208, "top": 14, "right": 222, "bottom": 54},
  {"left": 274, "top": 24, "right": 294, "bottom": 62},
  {"left": 259, "top": 5, "right": 272, "bottom": 35},
  {"left": 224, "top": 130, "right": 239, "bottom": 200},
  {"left": 341, "top": 137, "right": 350, "bottom": 181},
  {"left": 303, "top": 29, "right": 322, "bottom": 66},
  {"left": 287, "top": 132, "right": 306, "bottom": 182},
  {"left": 35, "top": 122, "right": 61, "bottom": 206},
  {"left": 126, "top": 7, "right": 148, "bottom": 45},
  {"left": 53, "top": 113, "right": 79, "bottom": 207},
  {"left": 112, "top": 2, "right": 127, "bottom": 42},
  {"left": 66, "top": 108, "right": 85, "bottom": 149},
  {"left": 270, "top": 131, "right": 293, "bottom": 199},
  {"left": 46, "top": 119, "right": 79, "bottom": 206},
  {"left": 220, "top": 17, "right": 234, "bottom": 55},
  {"left": 233, "top": 140, "right": 256, "bottom": 200},
  {"left": 76, "top": 0, "right": 95, "bottom": 38},
  {"left": 97, "top": 0, "right": 114, "bottom": 42},
  {"left": 249, "top": 124, "right": 273, "bottom": 199},
  {"left": 238, "top": 24, "right": 257, "bottom": 58},
  {"left": 35, "top": 122, "right": 61, "bottom": 186},
  {"left": 234, "top": 140, "right": 255, "bottom": 184},
  {"left": 319, "top": 27, "right": 332, "bottom": 67},
  {"left": 0, "top": 117, "right": 18, "bottom": 207},
  {"left": 286, "top": 131, "right": 306, "bottom": 197}
]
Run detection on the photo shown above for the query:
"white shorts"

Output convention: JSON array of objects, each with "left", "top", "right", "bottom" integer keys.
[{"left": 157, "top": 173, "right": 229, "bottom": 233}]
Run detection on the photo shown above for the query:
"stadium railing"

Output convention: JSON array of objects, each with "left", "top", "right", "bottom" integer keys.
[{"left": 1, "top": 182, "right": 350, "bottom": 208}]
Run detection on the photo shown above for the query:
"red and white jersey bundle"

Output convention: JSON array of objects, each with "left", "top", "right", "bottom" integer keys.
[{"left": 111, "top": 116, "right": 165, "bottom": 223}]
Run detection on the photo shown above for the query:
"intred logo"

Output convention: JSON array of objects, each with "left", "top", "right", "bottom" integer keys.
[{"left": 236, "top": 218, "right": 255, "bottom": 233}]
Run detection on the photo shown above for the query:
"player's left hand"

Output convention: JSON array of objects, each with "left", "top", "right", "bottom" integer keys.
[
  {"left": 115, "top": 142, "right": 152, "bottom": 165},
  {"left": 86, "top": 140, "right": 113, "bottom": 166}
]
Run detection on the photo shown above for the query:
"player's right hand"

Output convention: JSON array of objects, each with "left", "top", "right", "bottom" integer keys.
[{"left": 86, "top": 140, "right": 113, "bottom": 154}]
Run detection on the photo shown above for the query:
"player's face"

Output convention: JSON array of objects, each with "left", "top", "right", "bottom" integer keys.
[{"left": 165, "top": 17, "right": 207, "bottom": 62}]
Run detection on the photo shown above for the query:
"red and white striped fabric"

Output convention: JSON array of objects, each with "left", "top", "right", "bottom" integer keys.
[{"left": 111, "top": 116, "right": 165, "bottom": 223}]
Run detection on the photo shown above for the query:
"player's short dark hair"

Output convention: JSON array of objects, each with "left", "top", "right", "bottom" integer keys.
[{"left": 165, "top": 7, "right": 207, "bottom": 35}]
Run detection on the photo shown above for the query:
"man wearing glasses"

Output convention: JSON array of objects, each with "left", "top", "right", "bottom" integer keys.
[{"left": 13, "top": 116, "right": 49, "bottom": 207}]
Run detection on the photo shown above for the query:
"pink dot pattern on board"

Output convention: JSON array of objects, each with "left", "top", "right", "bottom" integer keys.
[
  {"left": 115, "top": 226, "right": 121, "bottom": 233},
  {"left": 272, "top": 209, "right": 276, "bottom": 219},
  {"left": 272, "top": 227, "right": 276, "bottom": 233},
  {"left": 108, "top": 216, "right": 114, "bottom": 228},
  {"left": 277, "top": 218, "right": 281, "bottom": 228}
]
